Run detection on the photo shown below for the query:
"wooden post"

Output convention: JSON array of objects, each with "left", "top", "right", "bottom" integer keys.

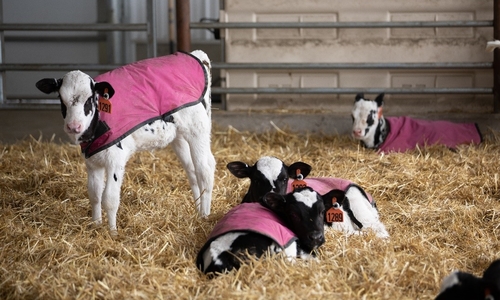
[{"left": 176, "top": 0, "right": 191, "bottom": 52}]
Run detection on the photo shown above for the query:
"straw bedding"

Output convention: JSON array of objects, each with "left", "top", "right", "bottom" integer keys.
[{"left": 1, "top": 126, "right": 500, "bottom": 299}]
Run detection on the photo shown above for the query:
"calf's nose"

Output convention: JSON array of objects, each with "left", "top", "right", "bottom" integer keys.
[
  {"left": 352, "top": 129, "right": 362, "bottom": 137},
  {"left": 308, "top": 231, "right": 325, "bottom": 246},
  {"left": 66, "top": 122, "right": 82, "bottom": 134}
]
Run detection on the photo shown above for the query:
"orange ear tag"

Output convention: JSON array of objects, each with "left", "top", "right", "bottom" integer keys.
[
  {"left": 326, "top": 198, "right": 343, "bottom": 223},
  {"left": 377, "top": 107, "right": 383, "bottom": 119},
  {"left": 291, "top": 169, "right": 307, "bottom": 190},
  {"left": 98, "top": 88, "right": 112, "bottom": 114}
]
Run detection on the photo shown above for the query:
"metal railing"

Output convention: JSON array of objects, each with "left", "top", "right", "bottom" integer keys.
[
  {"left": 192, "top": 4, "right": 499, "bottom": 110},
  {"left": 0, "top": 0, "right": 157, "bottom": 108}
]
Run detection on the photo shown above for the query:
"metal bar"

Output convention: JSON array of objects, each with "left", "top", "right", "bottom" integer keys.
[
  {"left": 212, "top": 62, "right": 493, "bottom": 70},
  {"left": 0, "top": 62, "right": 491, "bottom": 72},
  {"left": 176, "top": 0, "right": 191, "bottom": 52},
  {"left": 0, "top": 0, "right": 4, "bottom": 105},
  {"left": 0, "top": 64, "right": 122, "bottom": 72},
  {"left": 495, "top": 0, "right": 500, "bottom": 113},
  {"left": 0, "top": 23, "right": 148, "bottom": 31},
  {"left": 146, "top": 0, "right": 157, "bottom": 58},
  {"left": 211, "top": 87, "right": 493, "bottom": 94},
  {"left": 191, "top": 20, "right": 493, "bottom": 29}
]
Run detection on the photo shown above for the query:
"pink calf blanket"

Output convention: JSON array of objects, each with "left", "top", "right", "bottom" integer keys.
[
  {"left": 204, "top": 203, "right": 297, "bottom": 249},
  {"left": 287, "top": 178, "right": 374, "bottom": 204},
  {"left": 81, "top": 51, "right": 208, "bottom": 157},
  {"left": 379, "top": 116, "right": 482, "bottom": 154}
]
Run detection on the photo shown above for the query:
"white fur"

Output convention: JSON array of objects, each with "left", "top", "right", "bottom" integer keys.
[
  {"left": 293, "top": 189, "right": 317, "bottom": 208},
  {"left": 256, "top": 156, "right": 284, "bottom": 189},
  {"left": 330, "top": 187, "right": 389, "bottom": 239},
  {"left": 438, "top": 271, "right": 460, "bottom": 293},
  {"left": 351, "top": 97, "right": 381, "bottom": 148},
  {"left": 486, "top": 40, "right": 500, "bottom": 52},
  {"left": 203, "top": 232, "right": 246, "bottom": 272},
  {"left": 57, "top": 50, "right": 215, "bottom": 231}
]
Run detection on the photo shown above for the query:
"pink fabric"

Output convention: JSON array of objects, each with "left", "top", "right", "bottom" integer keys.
[
  {"left": 81, "top": 52, "right": 207, "bottom": 157},
  {"left": 287, "top": 177, "right": 374, "bottom": 203},
  {"left": 379, "top": 116, "right": 482, "bottom": 153},
  {"left": 208, "top": 203, "right": 297, "bottom": 248}
]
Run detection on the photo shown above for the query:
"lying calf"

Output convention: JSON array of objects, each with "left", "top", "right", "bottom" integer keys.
[
  {"left": 228, "top": 156, "right": 389, "bottom": 238},
  {"left": 288, "top": 176, "right": 389, "bottom": 239},
  {"left": 351, "top": 93, "right": 482, "bottom": 153},
  {"left": 196, "top": 187, "right": 326, "bottom": 276},
  {"left": 436, "top": 259, "right": 500, "bottom": 300},
  {"left": 36, "top": 50, "right": 216, "bottom": 231}
]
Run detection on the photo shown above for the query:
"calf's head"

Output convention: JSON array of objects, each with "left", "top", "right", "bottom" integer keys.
[
  {"left": 351, "top": 93, "right": 384, "bottom": 143},
  {"left": 36, "top": 71, "right": 115, "bottom": 144},
  {"left": 262, "top": 187, "right": 326, "bottom": 252},
  {"left": 227, "top": 156, "right": 311, "bottom": 203}
]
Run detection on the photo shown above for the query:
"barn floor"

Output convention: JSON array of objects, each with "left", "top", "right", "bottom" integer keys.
[{"left": 2, "top": 121, "right": 500, "bottom": 299}]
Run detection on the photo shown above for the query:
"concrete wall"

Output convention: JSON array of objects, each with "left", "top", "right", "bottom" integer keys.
[{"left": 221, "top": 0, "right": 494, "bottom": 115}]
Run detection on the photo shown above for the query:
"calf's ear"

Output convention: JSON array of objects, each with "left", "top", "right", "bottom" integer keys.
[
  {"left": 261, "top": 192, "right": 286, "bottom": 214},
  {"left": 375, "top": 93, "right": 385, "bottom": 107},
  {"left": 355, "top": 93, "right": 364, "bottom": 102},
  {"left": 36, "top": 78, "right": 62, "bottom": 94},
  {"left": 227, "top": 161, "right": 251, "bottom": 178},
  {"left": 288, "top": 162, "right": 312, "bottom": 179},
  {"left": 94, "top": 81, "right": 115, "bottom": 99},
  {"left": 322, "top": 189, "right": 346, "bottom": 208}
]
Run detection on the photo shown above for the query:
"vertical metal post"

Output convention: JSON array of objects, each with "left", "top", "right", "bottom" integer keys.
[
  {"left": 108, "top": 0, "right": 124, "bottom": 64},
  {"left": 219, "top": 0, "right": 226, "bottom": 110},
  {"left": 168, "top": 0, "right": 176, "bottom": 53},
  {"left": 176, "top": 0, "right": 191, "bottom": 52},
  {"left": 0, "top": 0, "right": 5, "bottom": 104},
  {"left": 495, "top": 0, "right": 500, "bottom": 112},
  {"left": 146, "top": 0, "right": 157, "bottom": 57}
]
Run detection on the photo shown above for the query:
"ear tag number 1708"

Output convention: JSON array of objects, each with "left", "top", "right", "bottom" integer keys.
[
  {"left": 326, "top": 198, "right": 343, "bottom": 223},
  {"left": 98, "top": 88, "right": 112, "bottom": 114}
]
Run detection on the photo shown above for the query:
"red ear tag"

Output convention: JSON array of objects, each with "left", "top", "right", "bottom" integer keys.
[
  {"left": 326, "top": 197, "right": 343, "bottom": 223},
  {"left": 98, "top": 88, "right": 112, "bottom": 114},
  {"left": 292, "top": 169, "right": 307, "bottom": 190}
]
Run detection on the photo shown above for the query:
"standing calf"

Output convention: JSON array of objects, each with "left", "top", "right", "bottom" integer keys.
[
  {"left": 351, "top": 93, "right": 482, "bottom": 153},
  {"left": 36, "top": 50, "right": 216, "bottom": 231},
  {"left": 196, "top": 187, "right": 326, "bottom": 276},
  {"left": 228, "top": 156, "right": 389, "bottom": 238}
]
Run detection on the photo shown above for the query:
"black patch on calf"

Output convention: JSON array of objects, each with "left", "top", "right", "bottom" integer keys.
[
  {"left": 83, "top": 97, "right": 93, "bottom": 116},
  {"left": 198, "top": 232, "right": 274, "bottom": 276},
  {"left": 59, "top": 98, "right": 67, "bottom": 118},
  {"left": 116, "top": 141, "right": 122, "bottom": 150},
  {"left": 162, "top": 115, "right": 174, "bottom": 123},
  {"left": 262, "top": 188, "right": 325, "bottom": 252},
  {"left": 366, "top": 110, "right": 376, "bottom": 127},
  {"left": 113, "top": 174, "right": 117, "bottom": 182},
  {"left": 372, "top": 118, "right": 390, "bottom": 149},
  {"left": 435, "top": 272, "right": 485, "bottom": 300},
  {"left": 355, "top": 93, "right": 364, "bottom": 102}
]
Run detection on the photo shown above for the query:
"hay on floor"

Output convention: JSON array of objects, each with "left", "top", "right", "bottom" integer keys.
[{"left": 1, "top": 127, "right": 500, "bottom": 299}]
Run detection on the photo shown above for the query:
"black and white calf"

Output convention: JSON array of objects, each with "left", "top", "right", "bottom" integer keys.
[
  {"left": 351, "top": 93, "right": 482, "bottom": 153},
  {"left": 35, "top": 50, "right": 216, "bottom": 232},
  {"left": 228, "top": 156, "right": 389, "bottom": 238},
  {"left": 196, "top": 187, "right": 326, "bottom": 276},
  {"left": 226, "top": 156, "right": 311, "bottom": 203},
  {"left": 435, "top": 259, "right": 500, "bottom": 300},
  {"left": 289, "top": 177, "right": 389, "bottom": 239}
]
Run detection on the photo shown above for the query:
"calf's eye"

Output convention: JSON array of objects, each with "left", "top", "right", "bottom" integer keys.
[{"left": 83, "top": 97, "right": 94, "bottom": 116}]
